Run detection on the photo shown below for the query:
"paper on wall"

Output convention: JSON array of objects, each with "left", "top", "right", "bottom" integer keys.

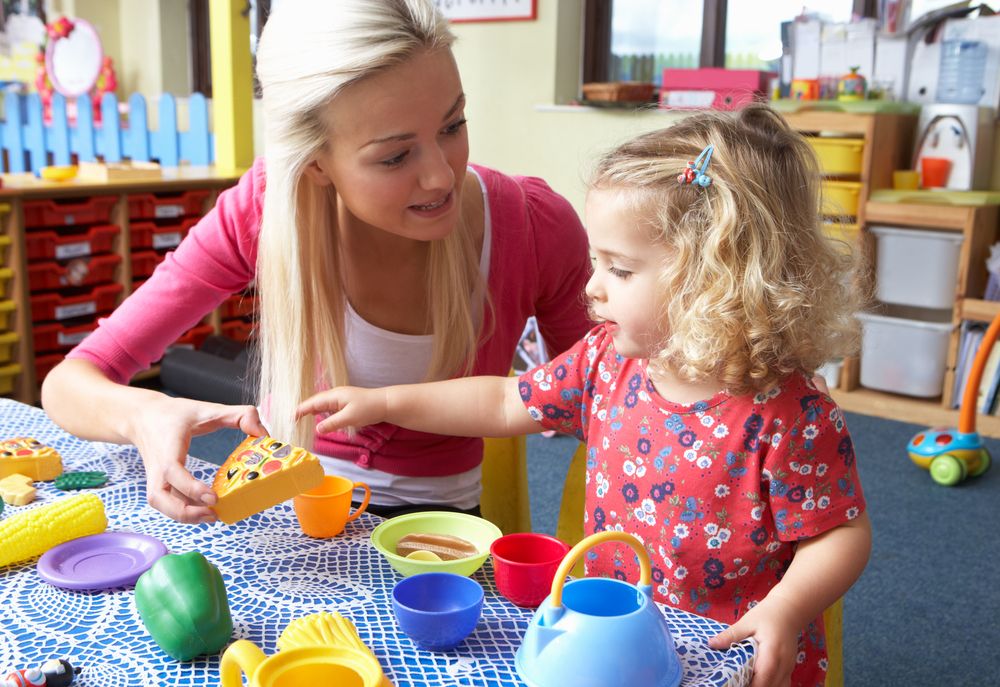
[{"left": 792, "top": 20, "right": 822, "bottom": 80}]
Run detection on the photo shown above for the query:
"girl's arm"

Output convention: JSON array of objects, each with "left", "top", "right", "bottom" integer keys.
[
  {"left": 708, "top": 511, "right": 872, "bottom": 687},
  {"left": 42, "top": 358, "right": 267, "bottom": 523},
  {"left": 297, "top": 376, "right": 542, "bottom": 438}
]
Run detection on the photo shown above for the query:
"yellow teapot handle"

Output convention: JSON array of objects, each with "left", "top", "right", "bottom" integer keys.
[
  {"left": 548, "top": 531, "right": 651, "bottom": 609},
  {"left": 219, "top": 640, "right": 267, "bottom": 687}
]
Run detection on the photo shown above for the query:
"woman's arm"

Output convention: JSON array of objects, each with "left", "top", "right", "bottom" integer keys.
[
  {"left": 297, "top": 375, "right": 541, "bottom": 438},
  {"left": 42, "top": 358, "right": 266, "bottom": 522},
  {"left": 708, "top": 511, "right": 873, "bottom": 687}
]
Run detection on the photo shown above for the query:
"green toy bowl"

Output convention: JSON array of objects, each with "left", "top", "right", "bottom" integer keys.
[{"left": 370, "top": 511, "right": 502, "bottom": 578}]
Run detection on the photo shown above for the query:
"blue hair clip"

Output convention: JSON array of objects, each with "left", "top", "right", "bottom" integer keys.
[{"left": 677, "top": 144, "right": 714, "bottom": 188}]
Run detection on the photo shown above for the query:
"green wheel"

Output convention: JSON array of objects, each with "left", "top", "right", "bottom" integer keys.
[
  {"left": 930, "top": 454, "right": 967, "bottom": 486},
  {"left": 970, "top": 449, "right": 991, "bottom": 478}
]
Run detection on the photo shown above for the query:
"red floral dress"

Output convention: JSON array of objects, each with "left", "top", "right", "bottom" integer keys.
[{"left": 518, "top": 326, "right": 866, "bottom": 687}]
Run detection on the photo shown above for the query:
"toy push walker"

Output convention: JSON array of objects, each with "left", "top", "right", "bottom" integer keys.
[{"left": 907, "top": 314, "right": 997, "bottom": 485}]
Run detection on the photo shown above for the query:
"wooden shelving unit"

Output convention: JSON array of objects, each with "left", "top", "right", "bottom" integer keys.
[
  {"left": 779, "top": 110, "right": 1000, "bottom": 437},
  {"left": 832, "top": 201, "right": 1000, "bottom": 435},
  {"left": 0, "top": 168, "right": 243, "bottom": 405}
]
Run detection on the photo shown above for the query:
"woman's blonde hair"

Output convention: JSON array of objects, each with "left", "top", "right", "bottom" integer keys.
[
  {"left": 589, "top": 105, "right": 862, "bottom": 394},
  {"left": 255, "top": 0, "right": 484, "bottom": 447}
]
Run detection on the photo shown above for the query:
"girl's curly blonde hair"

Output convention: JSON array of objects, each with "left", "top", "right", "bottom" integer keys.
[{"left": 589, "top": 105, "right": 863, "bottom": 395}]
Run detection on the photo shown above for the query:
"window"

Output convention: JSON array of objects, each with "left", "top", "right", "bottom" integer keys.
[
  {"left": 188, "top": 0, "right": 272, "bottom": 98},
  {"left": 584, "top": 0, "right": 859, "bottom": 86}
]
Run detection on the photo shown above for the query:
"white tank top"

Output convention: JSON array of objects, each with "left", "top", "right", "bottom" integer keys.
[{"left": 321, "top": 168, "right": 492, "bottom": 508}]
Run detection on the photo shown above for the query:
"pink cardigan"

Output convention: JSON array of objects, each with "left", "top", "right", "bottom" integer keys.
[{"left": 68, "top": 159, "right": 592, "bottom": 476}]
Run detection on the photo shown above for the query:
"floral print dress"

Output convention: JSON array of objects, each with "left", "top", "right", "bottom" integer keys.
[{"left": 518, "top": 326, "right": 866, "bottom": 687}]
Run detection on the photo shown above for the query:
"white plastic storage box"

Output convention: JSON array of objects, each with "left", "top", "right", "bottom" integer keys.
[
  {"left": 857, "top": 307, "right": 953, "bottom": 398},
  {"left": 870, "top": 225, "right": 963, "bottom": 310}
]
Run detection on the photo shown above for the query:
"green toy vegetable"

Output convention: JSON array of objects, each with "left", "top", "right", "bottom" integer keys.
[{"left": 134, "top": 551, "right": 233, "bottom": 661}]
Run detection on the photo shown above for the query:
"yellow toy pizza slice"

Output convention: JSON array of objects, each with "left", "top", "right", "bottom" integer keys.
[
  {"left": 211, "top": 435, "right": 324, "bottom": 524},
  {"left": 0, "top": 438, "right": 63, "bottom": 481}
]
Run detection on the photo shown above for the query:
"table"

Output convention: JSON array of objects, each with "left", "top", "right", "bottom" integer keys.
[{"left": 0, "top": 399, "right": 755, "bottom": 686}]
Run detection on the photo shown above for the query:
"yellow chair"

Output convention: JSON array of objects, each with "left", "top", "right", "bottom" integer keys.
[
  {"left": 554, "top": 442, "right": 844, "bottom": 687},
  {"left": 480, "top": 434, "right": 532, "bottom": 535}
]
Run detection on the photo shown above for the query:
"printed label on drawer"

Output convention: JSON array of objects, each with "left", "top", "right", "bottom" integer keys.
[
  {"left": 63, "top": 214, "right": 76, "bottom": 225},
  {"left": 154, "top": 205, "right": 184, "bottom": 219},
  {"left": 152, "top": 232, "right": 182, "bottom": 249},
  {"left": 55, "top": 241, "right": 92, "bottom": 260},
  {"left": 55, "top": 301, "right": 97, "bottom": 320},
  {"left": 57, "top": 330, "right": 93, "bottom": 346},
  {"left": 664, "top": 90, "right": 716, "bottom": 108}
]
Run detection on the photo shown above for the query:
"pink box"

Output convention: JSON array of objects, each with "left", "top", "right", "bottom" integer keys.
[{"left": 659, "top": 68, "right": 775, "bottom": 111}]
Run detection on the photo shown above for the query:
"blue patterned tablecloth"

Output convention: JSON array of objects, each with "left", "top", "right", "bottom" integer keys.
[{"left": 0, "top": 399, "right": 755, "bottom": 686}]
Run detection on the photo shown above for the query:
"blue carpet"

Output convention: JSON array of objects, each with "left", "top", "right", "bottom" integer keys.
[{"left": 189, "top": 410, "right": 1000, "bottom": 685}]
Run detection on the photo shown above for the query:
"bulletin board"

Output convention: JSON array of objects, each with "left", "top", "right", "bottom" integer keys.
[{"left": 435, "top": 0, "right": 537, "bottom": 23}]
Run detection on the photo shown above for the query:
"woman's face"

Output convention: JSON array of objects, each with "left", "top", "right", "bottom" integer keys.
[{"left": 309, "top": 47, "right": 469, "bottom": 242}]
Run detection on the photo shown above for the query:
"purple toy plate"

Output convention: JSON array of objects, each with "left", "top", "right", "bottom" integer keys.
[{"left": 37, "top": 531, "right": 168, "bottom": 591}]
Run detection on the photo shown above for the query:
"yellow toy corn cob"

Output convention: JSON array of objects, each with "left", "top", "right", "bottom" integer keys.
[{"left": 0, "top": 493, "right": 107, "bottom": 567}]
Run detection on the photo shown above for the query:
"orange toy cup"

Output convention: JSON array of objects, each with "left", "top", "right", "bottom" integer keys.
[
  {"left": 920, "top": 157, "right": 952, "bottom": 188},
  {"left": 293, "top": 475, "right": 371, "bottom": 538}
]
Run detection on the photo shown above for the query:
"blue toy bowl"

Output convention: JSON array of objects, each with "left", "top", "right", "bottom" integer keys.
[
  {"left": 515, "top": 532, "right": 681, "bottom": 687},
  {"left": 391, "top": 572, "right": 483, "bottom": 651}
]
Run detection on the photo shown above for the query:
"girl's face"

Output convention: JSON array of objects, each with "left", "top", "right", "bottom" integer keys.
[
  {"left": 584, "top": 188, "right": 670, "bottom": 359},
  {"left": 308, "top": 47, "right": 469, "bottom": 242}
]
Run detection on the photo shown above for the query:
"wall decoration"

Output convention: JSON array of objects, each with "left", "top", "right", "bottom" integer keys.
[{"left": 434, "top": 0, "right": 536, "bottom": 23}]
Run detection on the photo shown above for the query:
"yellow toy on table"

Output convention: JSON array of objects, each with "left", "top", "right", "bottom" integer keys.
[
  {"left": 0, "top": 473, "right": 36, "bottom": 505},
  {"left": 0, "top": 493, "right": 106, "bottom": 567},
  {"left": 221, "top": 612, "right": 392, "bottom": 687},
  {"left": 0, "top": 437, "right": 63, "bottom": 481}
]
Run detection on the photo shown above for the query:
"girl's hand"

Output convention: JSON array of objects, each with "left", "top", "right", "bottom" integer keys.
[
  {"left": 708, "top": 594, "right": 802, "bottom": 687},
  {"left": 297, "top": 387, "right": 388, "bottom": 434},
  {"left": 130, "top": 395, "right": 267, "bottom": 523}
]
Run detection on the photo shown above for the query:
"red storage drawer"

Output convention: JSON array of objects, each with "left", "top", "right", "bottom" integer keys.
[
  {"left": 35, "top": 353, "right": 64, "bottom": 382},
  {"left": 221, "top": 319, "right": 255, "bottom": 342},
  {"left": 130, "top": 217, "right": 198, "bottom": 250},
  {"left": 25, "top": 224, "right": 120, "bottom": 261},
  {"left": 220, "top": 293, "right": 257, "bottom": 319},
  {"left": 131, "top": 250, "right": 164, "bottom": 279},
  {"left": 33, "top": 318, "right": 99, "bottom": 353},
  {"left": 27, "top": 254, "right": 121, "bottom": 291},
  {"left": 30, "top": 283, "right": 123, "bottom": 323},
  {"left": 23, "top": 195, "right": 118, "bottom": 227},
  {"left": 128, "top": 190, "right": 210, "bottom": 220},
  {"left": 169, "top": 323, "right": 214, "bottom": 350}
]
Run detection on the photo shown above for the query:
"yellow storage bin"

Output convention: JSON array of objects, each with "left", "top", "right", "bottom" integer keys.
[
  {"left": 0, "top": 300, "right": 13, "bottom": 330},
  {"left": 807, "top": 137, "right": 864, "bottom": 176},
  {"left": 0, "top": 331, "right": 17, "bottom": 365},
  {"left": 822, "top": 221, "right": 861, "bottom": 253},
  {"left": 0, "top": 268, "right": 11, "bottom": 299},
  {"left": 0, "top": 363, "right": 20, "bottom": 396},
  {"left": 0, "top": 235, "right": 10, "bottom": 264},
  {"left": 822, "top": 180, "right": 862, "bottom": 218}
]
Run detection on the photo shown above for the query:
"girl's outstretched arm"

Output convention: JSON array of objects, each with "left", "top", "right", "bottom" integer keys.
[
  {"left": 708, "top": 511, "right": 872, "bottom": 687},
  {"left": 297, "top": 376, "right": 542, "bottom": 438}
]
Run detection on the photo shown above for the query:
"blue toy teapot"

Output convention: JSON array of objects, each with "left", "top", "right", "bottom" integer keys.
[{"left": 515, "top": 531, "right": 681, "bottom": 687}]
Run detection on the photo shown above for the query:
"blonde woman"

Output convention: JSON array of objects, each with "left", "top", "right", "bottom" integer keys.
[
  {"left": 41, "top": 0, "right": 590, "bottom": 523},
  {"left": 297, "top": 106, "right": 872, "bottom": 687}
]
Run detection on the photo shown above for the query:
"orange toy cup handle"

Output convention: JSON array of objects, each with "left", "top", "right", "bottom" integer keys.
[{"left": 349, "top": 482, "right": 372, "bottom": 521}]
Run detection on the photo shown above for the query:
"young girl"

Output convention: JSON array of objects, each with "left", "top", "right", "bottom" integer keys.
[
  {"left": 40, "top": 0, "right": 591, "bottom": 523},
  {"left": 297, "top": 106, "right": 872, "bottom": 687}
]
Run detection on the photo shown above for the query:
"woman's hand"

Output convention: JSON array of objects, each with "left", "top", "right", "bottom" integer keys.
[
  {"left": 708, "top": 593, "right": 803, "bottom": 687},
  {"left": 296, "top": 387, "right": 388, "bottom": 434},
  {"left": 129, "top": 395, "right": 267, "bottom": 523}
]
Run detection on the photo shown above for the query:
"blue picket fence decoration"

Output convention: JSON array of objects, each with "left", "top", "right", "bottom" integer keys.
[{"left": 0, "top": 91, "right": 214, "bottom": 174}]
